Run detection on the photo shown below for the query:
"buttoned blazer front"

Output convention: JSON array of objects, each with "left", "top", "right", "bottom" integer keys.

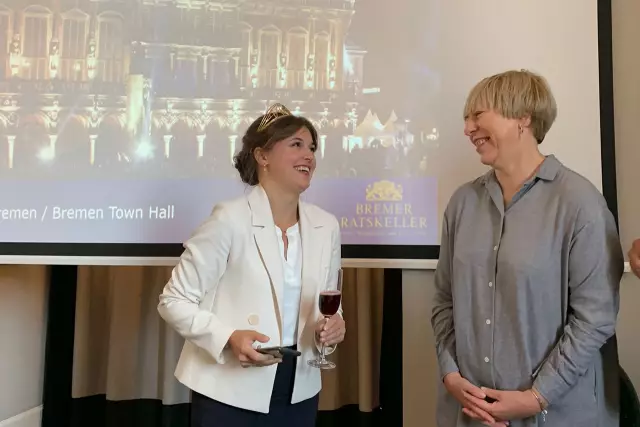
[{"left": 157, "top": 184, "right": 342, "bottom": 414}]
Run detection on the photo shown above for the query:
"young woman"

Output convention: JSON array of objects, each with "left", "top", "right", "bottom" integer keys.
[{"left": 158, "top": 104, "right": 346, "bottom": 426}]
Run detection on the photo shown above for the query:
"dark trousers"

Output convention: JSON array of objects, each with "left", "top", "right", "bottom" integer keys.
[{"left": 190, "top": 349, "right": 319, "bottom": 427}]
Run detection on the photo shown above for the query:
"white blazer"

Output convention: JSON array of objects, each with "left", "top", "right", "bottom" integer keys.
[{"left": 158, "top": 184, "right": 342, "bottom": 414}]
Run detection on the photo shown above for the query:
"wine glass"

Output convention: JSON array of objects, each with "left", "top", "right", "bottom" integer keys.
[{"left": 308, "top": 268, "right": 343, "bottom": 370}]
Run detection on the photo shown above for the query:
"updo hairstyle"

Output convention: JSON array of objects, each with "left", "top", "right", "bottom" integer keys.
[{"left": 233, "top": 109, "right": 318, "bottom": 185}]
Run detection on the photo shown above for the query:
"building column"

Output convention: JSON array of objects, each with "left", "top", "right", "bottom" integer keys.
[
  {"left": 89, "top": 134, "right": 97, "bottom": 165},
  {"left": 202, "top": 55, "right": 209, "bottom": 83},
  {"left": 333, "top": 20, "right": 344, "bottom": 90},
  {"left": 49, "top": 134, "right": 57, "bottom": 153},
  {"left": 197, "top": 134, "right": 205, "bottom": 158},
  {"left": 7, "top": 135, "right": 15, "bottom": 168},
  {"left": 163, "top": 134, "right": 172, "bottom": 158},
  {"left": 319, "top": 134, "right": 327, "bottom": 158}
]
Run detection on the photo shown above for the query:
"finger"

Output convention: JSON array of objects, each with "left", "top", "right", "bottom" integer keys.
[
  {"left": 471, "top": 408, "right": 496, "bottom": 425},
  {"left": 323, "top": 332, "right": 345, "bottom": 345},
  {"left": 480, "top": 387, "right": 501, "bottom": 400},
  {"left": 250, "top": 332, "right": 270, "bottom": 343},
  {"left": 462, "top": 391, "right": 492, "bottom": 413},
  {"left": 318, "top": 325, "right": 340, "bottom": 341},
  {"left": 324, "top": 337, "right": 343, "bottom": 346},
  {"left": 324, "top": 338, "right": 342, "bottom": 347},
  {"left": 462, "top": 383, "right": 486, "bottom": 399},
  {"left": 462, "top": 404, "right": 495, "bottom": 425},
  {"left": 316, "top": 318, "right": 329, "bottom": 332},
  {"left": 247, "top": 357, "right": 282, "bottom": 367},
  {"left": 324, "top": 320, "right": 345, "bottom": 334},
  {"left": 462, "top": 408, "right": 480, "bottom": 419},
  {"left": 320, "top": 328, "right": 342, "bottom": 340},
  {"left": 244, "top": 348, "right": 271, "bottom": 362}
]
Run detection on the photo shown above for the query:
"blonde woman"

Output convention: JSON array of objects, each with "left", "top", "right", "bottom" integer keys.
[{"left": 431, "top": 70, "right": 623, "bottom": 427}]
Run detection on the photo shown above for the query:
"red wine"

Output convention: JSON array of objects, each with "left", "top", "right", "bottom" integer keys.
[{"left": 319, "top": 291, "right": 341, "bottom": 316}]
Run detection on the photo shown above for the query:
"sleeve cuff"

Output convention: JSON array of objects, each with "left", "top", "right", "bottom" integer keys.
[
  {"left": 532, "top": 363, "right": 569, "bottom": 406},
  {"left": 437, "top": 350, "right": 459, "bottom": 380},
  {"left": 209, "top": 325, "right": 235, "bottom": 364}
]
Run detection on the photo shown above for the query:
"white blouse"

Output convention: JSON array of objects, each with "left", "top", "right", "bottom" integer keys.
[{"left": 275, "top": 223, "right": 303, "bottom": 347}]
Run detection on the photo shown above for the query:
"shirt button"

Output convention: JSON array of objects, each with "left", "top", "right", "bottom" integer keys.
[
  {"left": 488, "top": 282, "right": 493, "bottom": 287},
  {"left": 493, "top": 245, "right": 498, "bottom": 251},
  {"left": 486, "top": 319, "right": 491, "bottom": 325},
  {"left": 484, "top": 357, "right": 490, "bottom": 363}
]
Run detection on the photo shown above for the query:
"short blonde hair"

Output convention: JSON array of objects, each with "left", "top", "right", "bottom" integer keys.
[{"left": 463, "top": 69, "right": 558, "bottom": 143}]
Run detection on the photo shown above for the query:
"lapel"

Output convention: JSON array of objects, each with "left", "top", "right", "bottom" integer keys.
[
  {"left": 247, "top": 185, "right": 330, "bottom": 346},
  {"left": 247, "top": 185, "right": 285, "bottom": 340},
  {"left": 297, "top": 201, "right": 329, "bottom": 344}
]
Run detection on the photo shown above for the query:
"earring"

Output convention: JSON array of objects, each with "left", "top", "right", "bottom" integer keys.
[
  {"left": 518, "top": 125, "right": 523, "bottom": 135},
  {"left": 263, "top": 164, "right": 268, "bottom": 172}
]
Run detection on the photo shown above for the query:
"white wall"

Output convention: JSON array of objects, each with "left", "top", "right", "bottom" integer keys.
[{"left": 0, "top": 266, "right": 47, "bottom": 423}]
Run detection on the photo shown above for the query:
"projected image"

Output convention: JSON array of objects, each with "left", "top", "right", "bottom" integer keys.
[{"left": 0, "top": 0, "right": 440, "bottom": 246}]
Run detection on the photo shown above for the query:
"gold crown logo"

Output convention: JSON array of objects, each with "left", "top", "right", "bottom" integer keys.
[
  {"left": 365, "top": 180, "right": 403, "bottom": 202},
  {"left": 257, "top": 103, "right": 292, "bottom": 132}
]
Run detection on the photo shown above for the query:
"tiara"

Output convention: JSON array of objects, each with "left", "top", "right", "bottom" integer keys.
[{"left": 257, "top": 103, "right": 292, "bottom": 132}]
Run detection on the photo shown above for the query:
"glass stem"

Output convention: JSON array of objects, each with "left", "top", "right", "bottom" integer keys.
[{"left": 320, "top": 315, "right": 328, "bottom": 362}]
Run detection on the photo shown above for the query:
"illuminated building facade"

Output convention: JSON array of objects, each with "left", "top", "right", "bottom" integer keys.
[{"left": 0, "top": 0, "right": 367, "bottom": 174}]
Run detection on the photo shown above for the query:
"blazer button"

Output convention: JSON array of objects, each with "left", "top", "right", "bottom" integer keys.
[{"left": 248, "top": 314, "right": 260, "bottom": 325}]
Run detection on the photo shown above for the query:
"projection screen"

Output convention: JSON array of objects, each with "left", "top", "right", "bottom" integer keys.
[{"left": 0, "top": 0, "right": 617, "bottom": 267}]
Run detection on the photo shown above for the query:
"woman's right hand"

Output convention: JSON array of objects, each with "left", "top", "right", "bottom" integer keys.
[
  {"left": 227, "top": 330, "right": 282, "bottom": 367},
  {"left": 443, "top": 372, "right": 507, "bottom": 426}
]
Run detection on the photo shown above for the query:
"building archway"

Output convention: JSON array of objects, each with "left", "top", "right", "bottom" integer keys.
[
  {"left": 13, "top": 114, "right": 50, "bottom": 175},
  {"left": 56, "top": 115, "right": 90, "bottom": 175}
]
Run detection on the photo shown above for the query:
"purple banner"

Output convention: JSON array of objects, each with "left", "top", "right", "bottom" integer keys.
[
  {"left": 0, "top": 177, "right": 437, "bottom": 245},
  {"left": 304, "top": 177, "right": 437, "bottom": 245}
]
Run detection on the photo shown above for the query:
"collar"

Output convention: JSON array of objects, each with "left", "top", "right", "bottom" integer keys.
[
  {"left": 481, "top": 154, "right": 562, "bottom": 187},
  {"left": 536, "top": 154, "right": 562, "bottom": 181},
  {"left": 246, "top": 184, "right": 326, "bottom": 228}
]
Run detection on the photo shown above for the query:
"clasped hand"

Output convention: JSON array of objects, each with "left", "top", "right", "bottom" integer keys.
[{"left": 443, "top": 372, "right": 542, "bottom": 426}]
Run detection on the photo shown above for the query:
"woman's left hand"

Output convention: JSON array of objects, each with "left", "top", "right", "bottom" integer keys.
[
  {"left": 467, "top": 388, "right": 542, "bottom": 422},
  {"left": 315, "top": 314, "right": 346, "bottom": 346}
]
